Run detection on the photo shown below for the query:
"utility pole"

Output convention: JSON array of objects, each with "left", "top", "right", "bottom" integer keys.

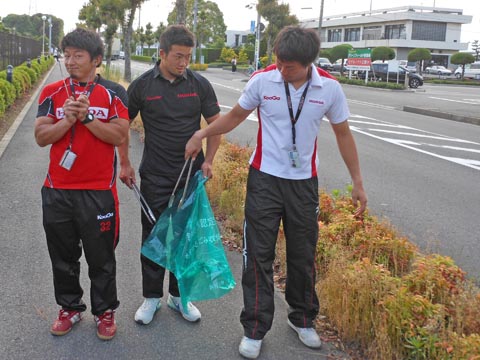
[
  {"left": 318, "top": 0, "right": 324, "bottom": 49},
  {"left": 193, "top": 0, "right": 198, "bottom": 64},
  {"left": 41, "top": 15, "right": 46, "bottom": 56},
  {"left": 48, "top": 17, "right": 52, "bottom": 55}
]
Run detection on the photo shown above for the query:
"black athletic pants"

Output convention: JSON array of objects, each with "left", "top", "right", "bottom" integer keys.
[
  {"left": 139, "top": 172, "right": 194, "bottom": 298},
  {"left": 240, "top": 167, "right": 320, "bottom": 340},
  {"left": 41, "top": 187, "right": 120, "bottom": 316}
]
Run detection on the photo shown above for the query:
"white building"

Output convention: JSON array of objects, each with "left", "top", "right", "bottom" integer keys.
[
  {"left": 301, "top": 6, "right": 472, "bottom": 68},
  {"left": 225, "top": 29, "right": 251, "bottom": 48}
]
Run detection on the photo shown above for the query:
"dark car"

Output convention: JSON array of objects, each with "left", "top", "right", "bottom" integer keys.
[
  {"left": 358, "top": 63, "right": 423, "bottom": 88},
  {"left": 316, "top": 57, "right": 334, "bottom": 72}
]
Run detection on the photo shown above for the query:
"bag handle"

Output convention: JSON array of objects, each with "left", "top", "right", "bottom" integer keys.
[{"left": 168, "top": 157, "right": 194, "bottom": 208}]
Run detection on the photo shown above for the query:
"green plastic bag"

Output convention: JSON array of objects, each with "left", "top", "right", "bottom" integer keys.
[{"left": 141, "top": 170, "right": 236, "bottom": 310}]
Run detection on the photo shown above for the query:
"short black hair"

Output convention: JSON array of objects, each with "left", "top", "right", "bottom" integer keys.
[
  {"left": 61, "top": 28, "right": 104, "bottom": 62},
  {"left": 273, "top": 26, "right": 320, "bottom": 67},
  {"left": 159, "top": 25, "right": 195, "bottom": 54}
]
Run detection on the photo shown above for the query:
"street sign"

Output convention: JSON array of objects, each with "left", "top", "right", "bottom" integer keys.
[{"left": 347, "top": 49, "right": 372, "bottom": 70}]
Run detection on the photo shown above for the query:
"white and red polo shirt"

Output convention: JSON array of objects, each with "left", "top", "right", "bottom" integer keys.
[{"left": 238, "top": 64, "right": 350, "bottom": 180}]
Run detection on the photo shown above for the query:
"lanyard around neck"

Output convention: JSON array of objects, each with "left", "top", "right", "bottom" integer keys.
[
  {"left": 69, "top": 75, "right": 98, "bottom": 100},
  {"left": 284, "top": 80, "right": 310, "bottom": 146},
  {"left": 66, "top": 75, "right": 98, "bottom": 147}
]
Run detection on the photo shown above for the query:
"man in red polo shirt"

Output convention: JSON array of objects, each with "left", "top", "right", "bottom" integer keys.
[{"left": 34, "top": 28, "right": 129, "bottom": 340}]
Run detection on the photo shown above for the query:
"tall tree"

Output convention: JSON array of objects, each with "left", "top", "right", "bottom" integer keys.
[
  {"left": 176, "top": 0, "right": 187, "bottom": 24},
  {"left": 257, "top": 0, "right": 298, "bottom": 65},
  {"left": 167, "top": 0, "right": 226, "bottom": 47},
  {"left": 79, "top": 0, "right": 128, "bottom": 71},
  {"left": 123, "top": 0, "right": 147, "bottom": 82},
  {"left": 471, "top": 40, "right": 480, "bottom": 61}
]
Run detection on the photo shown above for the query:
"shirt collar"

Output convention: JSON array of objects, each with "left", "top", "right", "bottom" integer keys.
[
  {"left": 271, "top": 63, "right": 325, "bottom": 88},
  {"left": 153, "top": 64, "right": 188, "bottom": 83}
]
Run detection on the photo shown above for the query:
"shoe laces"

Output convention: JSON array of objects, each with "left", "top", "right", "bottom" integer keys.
[
  {"left": 58, "top": 309, "right": 74, "bottom": 319},
  {"left": 96, "top": 310, "right": 114, "bottom": 325},
  {"left": 141, "top": 298, "right": 159, "bottom": 310}
]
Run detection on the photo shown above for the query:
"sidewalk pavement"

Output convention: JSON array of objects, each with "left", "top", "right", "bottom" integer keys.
[{"left": 0, "top": 63, "right": 350, "bottom": 359}]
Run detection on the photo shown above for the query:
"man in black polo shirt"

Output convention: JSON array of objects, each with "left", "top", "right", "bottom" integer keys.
[{"left": 118, "top": 25, "right": 221, "bottom": 325}]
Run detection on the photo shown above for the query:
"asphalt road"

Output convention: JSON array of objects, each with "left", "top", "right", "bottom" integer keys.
[
  {"left": 0, "top": 64, "right": 350, "bottom": 359},
  {"left": 196, "top": 67, "right": 480, "bottom": 281}
]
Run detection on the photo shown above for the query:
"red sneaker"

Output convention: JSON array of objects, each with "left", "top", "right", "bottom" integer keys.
[
  {"left": 50, "top": 309, "right": 82, "bottom": 336},
  {"left": 94, "top": 310, "right": 116, "bottom": 340}
]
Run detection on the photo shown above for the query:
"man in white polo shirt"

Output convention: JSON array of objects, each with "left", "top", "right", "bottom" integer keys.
[{"left": 185, "top": 25, "right": 367, "bottom": 359}]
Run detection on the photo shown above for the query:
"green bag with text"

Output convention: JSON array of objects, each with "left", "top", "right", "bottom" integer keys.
[{"left": 141, "top": 169, "right": 236, "bottom": 310}]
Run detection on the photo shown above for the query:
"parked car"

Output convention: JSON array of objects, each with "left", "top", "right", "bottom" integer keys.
[
  {"left": 119, "top": 51, "right": 125, "bottom": 60},
  {"left": 316, "top": 57, "right": 334, "bottom": 71},
  {"left": 425, "top": 65, "right": 452, "bottom": 76},
  {"left": 332, "top": 59, "right": 350, "bottom": 72},
  {"left": 399, "top": 60, "right": 417, "bottom": 73},
  {"left": 454, "top": 62, "right": 480, "bottom": 79},
  {"left": 358, "top": 63, "right": 424, "bottom": 88}
]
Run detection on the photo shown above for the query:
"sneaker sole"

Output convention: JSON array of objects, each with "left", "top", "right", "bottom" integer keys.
[
  {"left": 50, "top": 328, "right": 72, "bottom": 336},
  {"left": 97, "top": 331, "right": 115, "bottom": 341}
]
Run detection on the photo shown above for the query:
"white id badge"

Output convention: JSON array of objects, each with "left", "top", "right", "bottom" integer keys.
[
  {"left": 288, "top": 149, "right": 300, "bottom": 168},
  {"left": 59, "top": 149, "right": 77, "bottom": 171}
]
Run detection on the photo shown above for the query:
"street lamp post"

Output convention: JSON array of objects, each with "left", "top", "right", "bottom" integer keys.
[
  {"left": 41, "top": 15, "right": 46, "bottom": 56},
  {"left": 48, "top": 17, "right": 52, "bottom": 55},
  {"left": 246, "top": 3, "right": 261, "bottom": 71}
]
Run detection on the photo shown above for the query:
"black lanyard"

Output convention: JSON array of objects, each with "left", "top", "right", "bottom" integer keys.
[
  {"left": 69, "top": 75, "right": 98, "bottom": 100},
  {"left": 284, "top": 80, "right": 310, "bottom": 147},
  {"left": 66, "top": 75, "right": 98, "bottom": 148}
]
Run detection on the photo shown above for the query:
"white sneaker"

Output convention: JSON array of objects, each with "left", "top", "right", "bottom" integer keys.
[
  {"left": 287, "top": 319, "right": 322, "bottom": 348},
  {"left": 134, "top": 298, "right": 161, "bottom": 325},
  {"left": 239, "top": 336, "right": 262, "bottom": 359},
  {"left": 167, "top": 294, "right": 201, "bottom": 322}
]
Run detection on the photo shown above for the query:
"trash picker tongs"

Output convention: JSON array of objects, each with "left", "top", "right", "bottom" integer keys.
[
  {"left": 132, "top": 183, "right": 156, "bottom": 225},
  {"left": 168, "top": 157, "right": 194, "bottom": 209}
]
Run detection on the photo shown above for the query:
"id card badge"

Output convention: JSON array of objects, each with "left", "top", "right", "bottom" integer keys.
[
  {"left": 59, "top": 148, "right": 77, "bottom": 171},
  {"left": 288, "top": 148, "right": 300, "bottom": 168}
]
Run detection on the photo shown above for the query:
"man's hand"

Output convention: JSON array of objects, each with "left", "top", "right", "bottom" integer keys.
[
  {"left": 201, "top": 161, "right": 214, "bottom": 179},
  {"left": 351, "top": 184, "right": 367, "bottom": 219},
  {"left": 185, "top": 130, "right": 204, "bottom": 160},
  {"left": 119, "top": 162, "right": 136, "bottom": 189},
  {"left": 63, "top": 95, "right": 90, "bottom": 123}
]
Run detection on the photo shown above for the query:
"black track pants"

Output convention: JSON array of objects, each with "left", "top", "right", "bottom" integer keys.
[
  {"left": 139, "top": 172, "right": 194, "bottom": 298},
  {"left": 240, "top": 167, "right": 320, "bottom": 340},
  {"left": 41, "top": 187, "right": 120, "bottom": 316}
]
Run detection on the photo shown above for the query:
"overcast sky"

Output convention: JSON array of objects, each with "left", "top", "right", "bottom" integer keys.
[{"left": 2, "top": 0, "right": 479, "bottom": 45}]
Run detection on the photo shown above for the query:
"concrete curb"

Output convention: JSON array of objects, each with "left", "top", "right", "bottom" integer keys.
[
  {"left": 0, "top": 63, "right": 56, "bottom": 159},
  {"left": 403, "top": 106, "right": 480, "bottom": 126}
]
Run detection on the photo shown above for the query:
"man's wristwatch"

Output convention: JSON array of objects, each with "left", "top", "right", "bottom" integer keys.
[{"left": 82, "top": 113, "right": 94, "bottom": 125}]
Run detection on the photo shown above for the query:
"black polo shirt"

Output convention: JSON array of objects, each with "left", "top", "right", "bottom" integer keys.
[{"left": 128, "top": 64, "right": 220, "bottom": 178}]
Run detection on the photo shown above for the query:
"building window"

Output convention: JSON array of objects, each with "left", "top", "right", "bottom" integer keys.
[
  {"left": 384, "top": 24, "right": 406, "bottom": 39},
  {"left": 328, "top": 29, "right": 342, "bottom": 42},
  {"left": 362, "top": 26, "right": 382, "bottom": 40},
  {"left": 412, "top": 21, "right": 446, "bottom": 41},
  {"left": 345, "top": 27, "right": 360, "bottom": 41},
  {"left": 241, "top": 35, "right": 247, "bottom": 44}
]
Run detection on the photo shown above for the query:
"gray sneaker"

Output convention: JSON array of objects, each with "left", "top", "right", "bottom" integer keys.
[
  {"left": 134, "top": 298, "right": 161, "bottom": 325},
  {"left": 287, "top": 319, "right": 322, "bottom": 348},
  {"left": 239, "top": 336, "right": 262, "bottom": 359},
  {"left": 167, "top": 295, "right": 201, "bottom": 322}
]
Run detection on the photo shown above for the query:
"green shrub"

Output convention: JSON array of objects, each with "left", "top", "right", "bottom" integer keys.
[{"left": 0, "top": 77, "right": 17, "bottom": 107}]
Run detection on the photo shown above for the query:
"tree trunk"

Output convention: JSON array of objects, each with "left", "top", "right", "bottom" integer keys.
[
  {"left": 124, "top": 6, "right": 136, "bottom": 83},
  {"left": 176, "top": 0, "right": 187, "bottom": 24}
]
